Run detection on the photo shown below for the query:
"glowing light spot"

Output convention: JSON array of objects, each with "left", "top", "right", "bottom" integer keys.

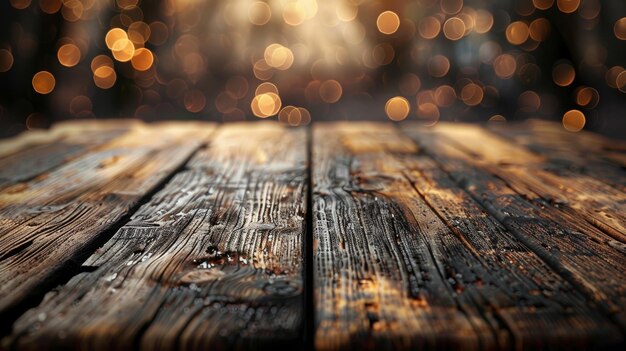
[
  {"left": 0, "top": 49, "right": 14, "bottom": 72},
  {"left": 93, "top": 66, "right": 117, "bottom": 89},
  {"left": 575, "top": 87, "right": 599, "bottom": 108},
  {"left": 428, "top": 55, "right": 450, "bottom": 78},
  {"left": 111, "top": 39, "right": 135, "bottom": 62},
  {"left": 283, "top": 2, "right": 306, "bottom": 26},
  {"left": 493, "top": 54, "right": 517, "bottom": 79},
  {"left": 131, "top": 48, "right": 154, "bottom": 71},
  {"left": 57, "top": 43, "right": 81, "bottom": 67},
  {"left": 10, "top": 0, "right": 31, "bottom": 10},
  {"left": 255, "top": 82, "right": 279, "bottom": 95},
  {"left": 614, "top": 18, "right": 626, "bottom": 40},
  {"left": 336, "top": 2, "right": 358, "bottom": 22},
  {"left": 606, "top": 66, "right": 625, "bottom": 88},
  {"left": 248, "top": 2, "right": 271, "bottom": 25},
  {"left": 506, "top": 21, "right": 529, "bottom": 45},
  {"left": 128, "top": 21, "right": 151, "bottom": 45},
  {"left": 32, "top": 71, "right": 55, "bottom": 94},
  {"left": 319, "top": 80, "right": 342, "bottom": 103},
  {"left": 475, "top": 10, "right": 494, "bottom": 34},
  {"left": 418, "top": 16, "right": 441, "bottom": 39},
  {"left": 91, "top": 55, "right": 114, "bottom": 73},
  {"left": 552, "top": 62, "right": 575, "bottom": 86},
  {"left": 264, "top": 44, "right": 294, "bottom": 70},
  {"left": 251, "top": 93, "right": 281, "bottom": 117},
  {"left": 416, "top": 102, "right": 440, "bottom": 126},
  {"left": 461, "top": 83, "right": 484, "bottom": 106},
  {"left": 377, "top": 11, "right": 400, "bottom": 35},
  {"left": 562, "top": 110, "right": 585, "bottom": 132},
  {"left": 39, "top": 0, "right": 62, "bottom": 14},
  {"left": 434, "top": 85, "right": 456, "bottom": 107},
  {"left": 441, "top": 0, "right": 463, "bottom": 15},
  {"left": 518, "top": 91, "right": 541, "bottom": 112},
  {"left": 443, "top": 17, "right": 465, "bottom": 40},
  {"left": 529, "top": 18, "right": 550, "bottom": 41},
  {"left": 533, "top": 0, "right": 554, "bottom": 10},
  {"left": 105, "top": 28, "right": 128, "bottom": 50},
  {"left": 148, "top": 21, "right": 169, "bottom": 45},
  {"left": 557, "top": 0, "right": 580, "bottom": 13},
  {"left": 489, "top": 115, "right": 507, "bottom": 122},
  {"left": 184, "top": 90, "right": 206, "bottom": 113},
  {"left": 385, "top": 97, "right": 410, "bottom": 121}
]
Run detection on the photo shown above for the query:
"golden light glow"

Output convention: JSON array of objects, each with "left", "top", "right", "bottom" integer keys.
[
  {"left": 385, "top": 97, "right": 410, "bottom": 121},
  {"left": 105, "top": 28, "right": 128, "bottom": 50},
  {"left": 428, "top": 55, "right": 450, "bottom": 77},
  {"left": 506, "top": 21, "right": 529, "bottom": 45},
  {"left": 557, "top": 0, "right": 580, "bottom": 13},
  {"left": 416, "top": 102, "right": 440, "bottom": 126},
  {"left": 0, "top": 49, "right": 14, "bottom": 73},
  {"left": 441, "top": 0, "right": 463, "bottom": 15},
  {"left": 576, "top": 87, "right": 599, "bottom": 108},
  {"left": 562, "top": 109, "right": 585, "bottom": 132},
  {"left": 251, "top": 92, "right": 281, "bottom": 117},
  {"left": 32, "top": 71, "right": 55, "bottom": 94},
  {"left": 377, "top": 11, "right": 400, "bottom": 35},
  {"left": 283, "top": 2, "right": 307, "bottom": 26},
  {"left": 493, "top": 54, "right": 517, "bottom": 79},
  {"left": 418, "top": 16, "right": 441, "bottom": 39},
  {"left": 131, "top": 48, "right": 154, "bottom": 71},
  {"left": 248, "top": 2, "right": 271, "bottom": 25},
  {"left": 111, "top": 39, "right": 135, "bottom": 62},
  {"left": 474, "top": 10, "right": 494, "bottom": 34},
  {"left": 529, "top": 18, "right": 550, "bottom": 41},
  {"left": 615, "top": 18, "right": 626, "bottom": 40},
  {"left": 319, "top": 80, "right": 342, "bottom": 103},
  {"left": 533, "top": 0, "right": 554, "bottom": 10},
  {"left": 39, "top": 0, "right": 62, "bottom": 14},
  {"left": 184, "top": 90, "right": 207, "bottom": 113},
  {"left": 552, "top": 62, "right": 575, "bottom": 86},
  {"left": 264, "top": 44, "right": 294, "bottom": 70},
  {"left": 93, "top": 66, "right": 116, "bottom": 89},
  {"left": 57, "top": 44, "right": 81, "bottom": 67},
  {"left": 460, "top": 83, "right": 484, "bottom": 106},
  {"left": 443, "top": 17, "right": 465, "bottom": 40}
]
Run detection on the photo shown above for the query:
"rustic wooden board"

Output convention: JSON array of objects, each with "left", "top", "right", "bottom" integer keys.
[
  {"left": 5, "top": 123, "right": 307, "bottom": 350},
  {"left": 313, "top": 123, "right": 623, "bottom": 350},
  {"left": 0, "top": 121, "right": 136, "bottom": 190},
  {"left": 487, "top": 120, "right": 626, "bottom": 191},
  {"left": 0, "top": 122, "right": 215, "bottom": 322},
  {"left": 403, "top": 123, "right": 626, "bottom": 331},
  {"left": 427, "top": 123, "right": 626, "bottom": 243}
]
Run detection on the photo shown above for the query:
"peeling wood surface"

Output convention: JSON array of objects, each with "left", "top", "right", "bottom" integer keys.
[{"left": 0, "top": 120, "right": 625, "bottom": 350}]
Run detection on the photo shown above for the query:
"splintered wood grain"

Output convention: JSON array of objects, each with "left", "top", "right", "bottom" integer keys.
[
  {"left": 487, "top": 120, "right": 626, "bottom": 191},
  {"left": 425, "top": 123, "right": 626, "bottom": 244},
  {"left": 0, "top": 122, "right": 214, "bottom": 318},
  {"left": 403, "top": 123, "right": 626, "bottom": 331},
  {"left": 0, "top": 121, "right": 137, "bottom": 190},
  {"left": 6, "top": 123, "right": 306, "bottom": 351},
  {"left": 313, "top": 123, "right": 623, "bottom": 350}
]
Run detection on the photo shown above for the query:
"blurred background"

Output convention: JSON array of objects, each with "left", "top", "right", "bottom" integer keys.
[{"left": 0, "top": 0, "right": 625, "bottom": 138}]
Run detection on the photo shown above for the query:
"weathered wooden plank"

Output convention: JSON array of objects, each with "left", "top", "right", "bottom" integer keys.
[
  {"left": 314, "top": 122, "right": 623, "bottom": 350},
  {"left": 0, "top": 119, "right": 138, "bottom": 159},
  {"left": 5, "top": 122, "right": 306, "bottom": 350},
  {"left": 403, "top": 123, "right": 626, "bottom": 331},
  {"left": 487, "top": 120, "right": 626, "bottom": 191},
  {"left": 0, "top": 121, "right": 137, "bottom": 190},
  {"left": 430, "top": 123, "right": 626, "bottom": 243},
  {"left": 0, "top": 122, "right": 215, "bottom": 321}
]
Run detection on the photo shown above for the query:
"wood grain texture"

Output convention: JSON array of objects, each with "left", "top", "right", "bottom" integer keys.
[
  {"left": 313, "top": 123, "right": 623, "bottom": 350},
  {"left": 487, "top": 120, "right": 626, "bottom": 191},
  {"left": 428, "top": 123, "right": 626, "bottom": 243},
  {"left": 0, "top": 122, "right": 214, "bottom": 319},
  {"left": 403, "top": 123, "right": 626, "bottom": 331},
  {"left": 0, "top": 121, "right": 135, "bottom": 190},
  {"left": 5, "top": 123, "right": 306, "bottom": 351}
]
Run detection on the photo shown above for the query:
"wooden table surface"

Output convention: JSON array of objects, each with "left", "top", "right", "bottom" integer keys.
[{"left": 0, "top": 120, "right": 624, "bottom": 350}]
